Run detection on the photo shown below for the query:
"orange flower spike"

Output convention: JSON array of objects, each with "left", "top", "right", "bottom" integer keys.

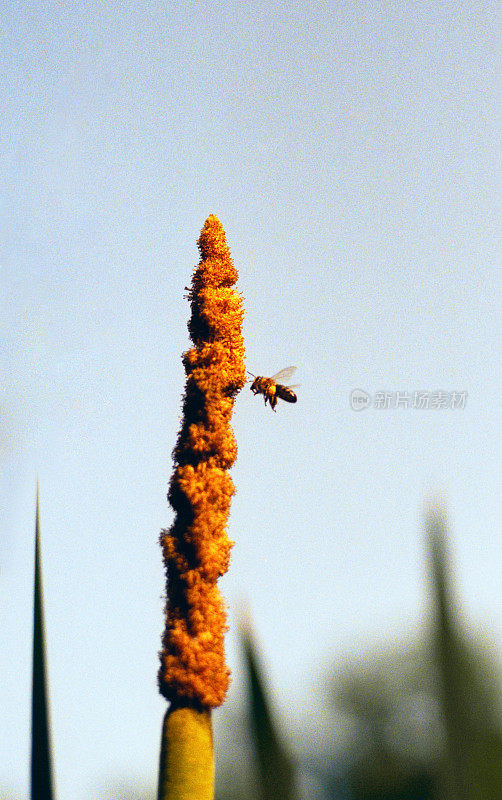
[{"left": 159, "top": 215, "right": 245, "bottom": 709}]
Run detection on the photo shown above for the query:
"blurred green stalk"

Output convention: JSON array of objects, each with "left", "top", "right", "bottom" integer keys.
[
  {"left": 241, "top": 619, "right": 298, "bottom": 800},
  {"left": 428, "top": 504, "right": 469, "bottom": 800}
]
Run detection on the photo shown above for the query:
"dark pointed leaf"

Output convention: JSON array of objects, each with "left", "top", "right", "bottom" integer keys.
[{"left": 31, "top": 486, "right": 55, "bottom": 800}]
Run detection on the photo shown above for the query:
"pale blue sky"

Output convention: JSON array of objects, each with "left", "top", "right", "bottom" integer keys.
[{"left": 1, "top": 2, "right": 501, "bottom": 798}]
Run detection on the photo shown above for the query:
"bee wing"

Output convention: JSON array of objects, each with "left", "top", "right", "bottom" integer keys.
[
  {"left": 271, "top": 366, "right": 297, "bottom": 384},
  {"left": 285, "top": 384, "right": 300, "bottom": 390}
]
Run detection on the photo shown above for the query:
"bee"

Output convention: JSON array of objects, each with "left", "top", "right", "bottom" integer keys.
[{"left": 248, "top": 366, "right": 298, "bottom": 412}]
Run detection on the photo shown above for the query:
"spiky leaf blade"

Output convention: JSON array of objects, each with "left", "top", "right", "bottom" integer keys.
[{"left": 31, "top": 488, "right": 55, "bottom": 800}]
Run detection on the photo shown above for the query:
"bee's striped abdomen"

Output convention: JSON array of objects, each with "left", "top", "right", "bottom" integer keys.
[{"left": 276, "top": 385, "right": 297, "bottom": 404}]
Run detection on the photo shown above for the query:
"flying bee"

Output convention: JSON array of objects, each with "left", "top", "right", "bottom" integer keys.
[{"left": 248, "top": 366, "right": 298, "bottom": 412}]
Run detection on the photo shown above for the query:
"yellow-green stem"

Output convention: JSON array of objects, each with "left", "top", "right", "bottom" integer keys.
[{"left": 157, "top": 705, "right": 214, "bottom": 800}]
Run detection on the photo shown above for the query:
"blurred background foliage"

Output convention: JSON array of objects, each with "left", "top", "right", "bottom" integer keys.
[
  {"left": 29, "top": 508, "right": 502, "bottom": 800},
  {"left": 213, "top": 512, "right": 502, "bottom": 800}
]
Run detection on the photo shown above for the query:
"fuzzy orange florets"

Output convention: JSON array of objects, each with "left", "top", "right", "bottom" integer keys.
[{"left": 158, "top": 216, "right": 245, "bottom": 709}]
